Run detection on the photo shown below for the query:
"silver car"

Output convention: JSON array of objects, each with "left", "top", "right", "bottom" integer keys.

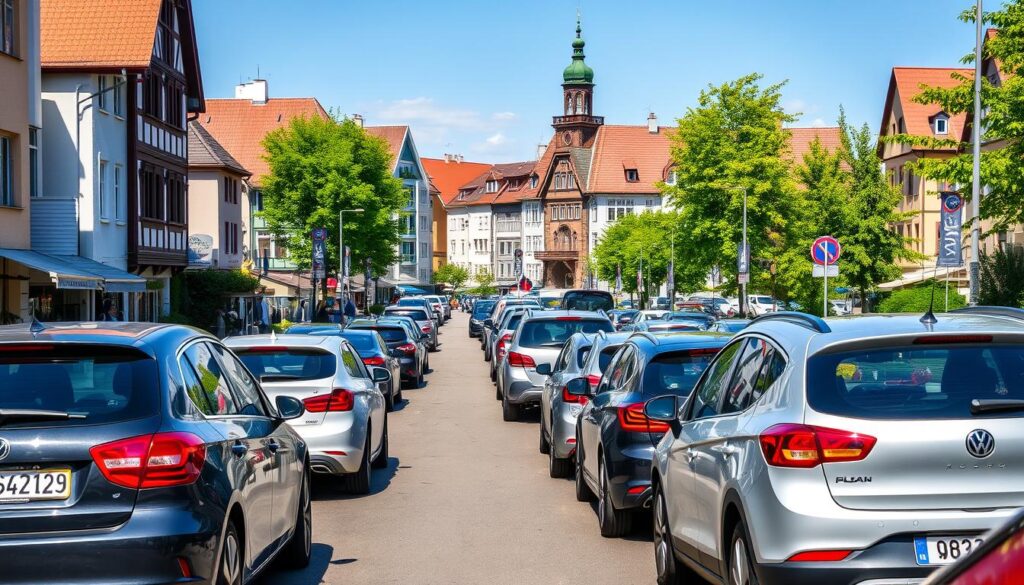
[
  {"left": 489, "top": 306, "right": 533, "bottom": 381},
  {"left": 397, "top": 296, "right": 442, "bottom": 327},
  {"left": 538, "top": 332, "right": 596, "bottom": 478},
  {"left": 497, "top": 311, "right": 614, "bottom": 421},
  {"left": 384, "top": 305, "right": 438, "bottom": 351},
  {"left": 647, "top": 308, "right": 1024, "bottom": 585},
  {"left": 227, "top": 335, "right": 391, "bottom": 495}
]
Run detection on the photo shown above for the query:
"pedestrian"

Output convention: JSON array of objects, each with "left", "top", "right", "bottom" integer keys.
[
  {"left": 100, "top": 299, "right": 119, "bottom": 322},
  {"left": 344, "top": 296, "right": 357, "bottom": 323}
]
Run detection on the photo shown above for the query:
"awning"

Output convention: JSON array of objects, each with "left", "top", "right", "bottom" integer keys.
[
  {"left": 52, "top": 255, "right": 147, "bottom": 293},
  {"left": 877, "top": 265, "right": 967, "bottom": 291},
  {"left": 396, "top": 285, "right": 433, "bottom": 295},
  {"left": 0, "top": 248, "right": 102, "bottom": 290}
]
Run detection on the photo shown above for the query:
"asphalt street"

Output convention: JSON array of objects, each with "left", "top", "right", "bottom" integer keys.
[{"left": 262, "top": 311, "right": 656, "bottom": 585}]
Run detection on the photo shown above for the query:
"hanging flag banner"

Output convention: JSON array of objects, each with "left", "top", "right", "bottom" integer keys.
[
  {"left": 615, "top": 264, "right": 622, "bottom": 293},
  {"left": 311, "top": 227, "right": 328, "bottom": 280},
  {"left": 666, "top": 258, "right": 675, "bottom": 295},
  {"left": 937, "top": 192, "right": 964, "bottom": 268},
  {"left": 636, "top": 268, "right": 643, "bottom": 293}
]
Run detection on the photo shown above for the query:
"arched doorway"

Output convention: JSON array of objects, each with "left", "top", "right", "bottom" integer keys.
[{"left": 549, "top": 261, "right": 575, "bottom": 289}]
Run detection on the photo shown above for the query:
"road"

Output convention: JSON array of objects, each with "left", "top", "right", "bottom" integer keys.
[{"left": 262, "top": 311, "right": 656, "bottom": 585}]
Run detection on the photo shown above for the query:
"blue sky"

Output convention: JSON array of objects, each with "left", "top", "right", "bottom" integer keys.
[{"left": 194, "top": 0, "right": 974, "bottom": 163}]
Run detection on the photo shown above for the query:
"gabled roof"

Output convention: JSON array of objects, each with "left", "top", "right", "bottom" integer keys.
[
  {"left": 588, "top": 125, "right": 673, "bottom": 194},
  {"left": 41, "top": 0, "right": 162, "bottom": 70},
  {"left": 878, "top": 67, "right": 972, "bottom": 154},
  {"left": 196, "top": 97, "right": 330, "bottom": 187},
  {"left": 786, "top": 127, "right": 843, "bottom": 163},
  {"left": 447, "top": 161, "right": 536, "bottom": 208},
  {"left": 421, "top": 157, "right": 493, "bottom": 207},
  {"left": 188, "top": 121, "right": 249, "bottom": 177},
  {"left": 364, "top": 126, "right": 409, "bottom": 171}
]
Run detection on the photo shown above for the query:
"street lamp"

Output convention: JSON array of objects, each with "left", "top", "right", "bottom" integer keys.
[
  {"left": 339, "top": 208, "right": 365, "bottom": 302},
  {"left": 969, "top": 0, "right": 983, "bottom": 304}
]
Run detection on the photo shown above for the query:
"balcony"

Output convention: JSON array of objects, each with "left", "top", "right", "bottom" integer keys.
[
  {"left": 495, "top": 220, "right": 522, "bottom": 233},
  {"left": 534, "top": 245, "right": 580, "bottom": 262},
  {"left": 552, "top": 114, "right": 604, "bottom": 126}
]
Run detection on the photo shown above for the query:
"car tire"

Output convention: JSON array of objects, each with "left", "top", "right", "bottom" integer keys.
[
  {"left": 345, "top": 431, "right": 372, "bottom": 495},
  {"left": 653, "top": 485, "right": 694, "bottom": 585},
  {"left": 501, "top": 391, "right": 520, "bottom": 422},
  {"left": 574, "top": 432, "right": 594, "bottom": 502},
  {"left": 417, "top": 370, "right": 425, "bottom": 388},
  {"left": 495, "top": 382, "right": 502, "bottom": 401},
  {"left": 489, "top": 364, "right": 497, "bottom": 382},
  {"left": 372, "top": 417, "right": 389, "bottom": 470},
  {"left": 598, "top": 458, "right": 632, "bottom": 538},
  {"left": 539, "top": 420, "right": 551, "bottom": 454},
  {"left": 549, "top": 444, "right": 572, "bottom": 479},
  {"left": 217, "top": 521, "right": 243, "bottom": 585},
  {"left": 279, "top": 467, "right": 312, "bottom": 569},
  {"left": 727, "top": 520, "right": 760, "bottom": 585},
  {"left": 385, "top": 384, "right": 395, "bottom": 412},
  {"left": 484, "top": 347, "right": 492, "bottom": 362}
]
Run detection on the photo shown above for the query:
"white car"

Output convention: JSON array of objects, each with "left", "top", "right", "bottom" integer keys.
[{"left": 747, "top": 295, "right": 777, "bottom": 316}]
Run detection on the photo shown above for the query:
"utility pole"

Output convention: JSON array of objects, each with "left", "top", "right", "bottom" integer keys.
[
  {"left": 739, "top": 188, "right": 748, "bottom": 317},
  {"left": 969, "top": 0, "right": 983, "bottom": 304}
]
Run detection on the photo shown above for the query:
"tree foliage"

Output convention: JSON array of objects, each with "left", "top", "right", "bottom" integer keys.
[
  {"left": 979, "top": 246, "right": 1024, "bottom": 307},
  {"left": 471, "top": 269, "right": 497, "bottom": 296},
  {"left": 886, "top": 1, "right": 1024, "bottom": 230},
  {"left": 260, "top": 115, "right": 407, "bottom": 276},
  {"left": 433, "top": 263, "right": 470, "bottom": 295},
  {"left": 172, "top": 270, "right": 260, "bottom": 329},
  {"left": 878, "top": 280, "right": 967, "bottom": 313}
]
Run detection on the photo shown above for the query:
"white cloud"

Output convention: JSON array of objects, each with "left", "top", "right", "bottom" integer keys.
[
  {"left": 811, "top": 117, "right": 828, "bottom": 128},
  {"left": 485, "top": 133, "right": 507, "bottom": 146},
  {"left": 492, "top": 112, "right": 517, "bottom": 121}
]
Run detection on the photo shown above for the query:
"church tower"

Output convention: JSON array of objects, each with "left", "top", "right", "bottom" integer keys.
[{"left": 552, "top": 19, "right": 603, "bottom": 149}]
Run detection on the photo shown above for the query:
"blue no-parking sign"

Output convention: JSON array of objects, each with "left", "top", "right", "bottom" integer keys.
[{"left": 811, "top": 236, "right": 841, "bottom": 265}]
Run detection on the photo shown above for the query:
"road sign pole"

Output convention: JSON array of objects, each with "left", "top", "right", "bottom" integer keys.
[{"left": 823, "top": 248, "right": 828, "bottom": 317}]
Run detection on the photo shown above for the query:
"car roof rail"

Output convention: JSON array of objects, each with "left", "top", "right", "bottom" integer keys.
[
  {"left": 950, "top": 306, "right": 1024, "bottom": 321},
  {"left": 634, "top": 331, "right": 660, "bottom": 345},
  {"left": 751, "top": 311, "right": 831, "bottom": 334}
]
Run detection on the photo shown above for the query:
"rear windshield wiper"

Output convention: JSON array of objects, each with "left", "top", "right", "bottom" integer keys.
[
  {"left": 0, "top": 409, "right": 87, "bottom": 427},
  {"left": 970, "top": 399, "right": 1024, "bottom": 415},
  {"left": 259, "top": 375, "right": 304, "bottom": 382}
]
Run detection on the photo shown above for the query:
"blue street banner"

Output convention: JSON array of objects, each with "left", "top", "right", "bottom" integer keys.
[
  {"left": 666, "top": 258, "right": 675, "bottom": 294},
  {"left": 937, "top": 192, "right": 964, "bottom": 268},
  {"left": 615, "top": 264, "right": 622, "bottom": 293},
  {"left": 311, "top": 227, "right": 328, "bottom": 280},
  {"left": 343, "top": 245, "right": 351, "bottom": 278},
  {"left": 737, "top": 241, "right": 750, "bottom": 274}
]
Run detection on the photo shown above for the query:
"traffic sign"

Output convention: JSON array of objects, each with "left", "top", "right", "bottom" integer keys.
[
  {"left": 812, "top": 264, "right": 839, "bottom": 278},
  {"left": 811, "top": 236, "right": 841, "bottom": 265},
  {"left": 514, "top": 248, "right": 523, "bottom": 259}
]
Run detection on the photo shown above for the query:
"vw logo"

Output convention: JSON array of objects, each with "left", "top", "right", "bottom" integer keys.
[
  {"left": 966, "top": 429, "right": 995, "bottom": 459},
  {"left": 0, "top": 438, "right": 9, "bottom": 462}
]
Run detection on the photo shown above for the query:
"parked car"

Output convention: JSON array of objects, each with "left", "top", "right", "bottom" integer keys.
[
  {"left": 362, "top": 318, "right": 430, "bottom": 388},
  {"left": 538, "top": 332, "right": 596, "bottom": 477},
  {"left": 228, "top": 335, "right": 390, "bottom": 495},
  {"left": 630, "top": 314, "right": 712, "bottom": 334},
  {"left": 482, "top": 298, "right": 539, "bottom": 356},
  {"left": 538, "top": 289, "right": 569, "bottom": 309},
  {"left": 574, "top": 331, "right": 729, "bottom": 537},
  {"left": 0, "top": 322, "right": 312, "bottom": 583},
  {"left": 646, "top": 307, "right": 1024, "bottom": 585},
  {"left": 639, "top": 309, "right": 669, "bottom": 321},
  {"left": 384, "top": 305, "right": 438, "bottom": 351},
  {"left": 469, "top": 299, "right": 497, "bottom": 337},
  {"left": 666, "top": 311, "right": 716, "bottom": 328},
  {"left": 618, "top": 299, "right": 636, "bottom": 310},
  {"left": 561, "top": 289, "right": 615, "bottom": 312},
  {"left": 707, "top": 318, "right": 751, "bottom": 334},
  {"left": 497, "top": 311, "right": 614, "bottom": 421},
  {"left": 285, "top": 323, "right": 343, "bottom": 334},
  {"left": 746, "top": 294, "right": 777, "bottom": 316},
  {"left": 489, "top": 306, "right": 533, "bottom": 382},
  {"left": 830, "top": 298, "right": 853, "bottom": 316},
  {"left": 682, "top": 296, "right": 736, "bottom": 318},
  {"left": 428, "top": 295, "right": 452, "bottom": 321},
  {"left": 396, "top": 297, "right": 442, "bottom": 327},
  {"left": 608, "top": 309, "right": 640, "bottom": 330},
  {"left": 924, "top": 508, "right": 1024, "bottom": 585},
  {"left": 650, "top": 296, "right": 671, "bottom": 310}
]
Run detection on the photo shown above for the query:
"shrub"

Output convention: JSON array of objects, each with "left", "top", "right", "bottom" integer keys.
[
  {"left": 369, "top": 304, "right": 385, "bottom": 316},
  {"left": 173, "top": 270, "right": 260, "bottom": 330},
  {"left": 877, "top": 280, "right": 966, "bottom": 313},
  {"left": 979, "top": 247, "right": 1024, "bottom": 308}
]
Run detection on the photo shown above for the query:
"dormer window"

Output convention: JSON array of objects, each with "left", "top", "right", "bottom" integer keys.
[
  {"left": 933, "top": 114, "right": 949, "bottom": 135},
  {"left": 457, "top": 190, "right": 470, "bottom": 201},
  {"left": 485, "top": 180, "right": 499, "bottom": 193},
  {"left": 665, "top": 170, "right": 677, "bottom": 186},
  {"left": 530, "top": 174, "right": 538, "bottom": 189},
  {"left": 625, "top": 169, "right": 639, "bottom": 183}
]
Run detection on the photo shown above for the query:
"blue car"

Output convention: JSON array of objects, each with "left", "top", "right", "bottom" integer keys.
[{"left": 0, "top": 322, "right": 311, "bottom": 584}]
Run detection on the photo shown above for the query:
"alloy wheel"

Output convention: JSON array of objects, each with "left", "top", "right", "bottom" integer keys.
[
  {"left": 597, "top": 462, "right": 607, "bottom": 526},
  {"left": 731, "top": 536, "right": 750, "bottom": 585},
  {"left": 654, "top": 491, "right": 671, "bottom": 579},
  {"left": 221, "top": 529, "right": 241, "bottom": 585},
  {"left": 301, "top": 473, "right": 312, "bottom": 559}
]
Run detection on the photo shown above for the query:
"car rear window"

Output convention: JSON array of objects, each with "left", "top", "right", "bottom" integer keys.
[
  {"left": 519, "top": 319, "right": 614, "bottom": 348},
  {"left": 0, "top": 345, "right": 159, "bottom": 428},
  {"left": 502, "top": 313, "right": 525, "bottom": 332},
  {"left": 397, "top": 298, "right": 425, "bottom": 307},
  {"left": 339, "top": 332, "right": 379, "bottom": 353},
  {"left": 540, "top": 296, "right": 563, "bottom": 309},
  {"left": 641, "top": 350, "right": 719, "bottom": 398},
  {"left": 561, "top": 291, "right": 614, "bottom": 312},
  {"left": 808, "top": 344, "right": 1024, "bottom": 420},
  {"left": 385, "top": 308, "right": 430, "bottom": 321},
  {"left": 599, "top": 346, "right": 621, "bottom": 372},
  {"left": 235, "top": 348, "right": 337, "bottom": 382},
  {"left": 473, "top": 302, "right": 496, "bottom": 316},
  {"left": 362, "top": 327, "right": 407, "bottom": 343}
]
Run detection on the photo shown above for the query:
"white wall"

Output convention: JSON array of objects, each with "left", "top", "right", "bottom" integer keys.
[
  {"left": 467, "top": 206, "right": 493, "bottom": 275},
  {"left": 522, "top": 200, "right": 543, "bottom": 283},
  {"left": 446, "top": 208, "right": 470, "bottom": 269}
]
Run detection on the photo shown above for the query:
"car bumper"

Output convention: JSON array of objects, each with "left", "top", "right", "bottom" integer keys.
[
  {"left": 293, "top": 413, "right": 368, "bottom": 474},
  {"left": 753, "top": 537, "right": 936, "bottom": 585},
  {"left": 607, "top": 442, "right": 655, "bottom": 510},
  {"left": 551, "top": 402, "right": 584, "bottom": 459},
  {"left": 0, "top": 504, "right": 220, "bottom": 584},
  {"left": 397, "top": 356, "right": 419, "bottom": 379}
]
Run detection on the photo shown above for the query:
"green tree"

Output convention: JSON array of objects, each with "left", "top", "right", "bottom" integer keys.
[
  {"left": 886, "top": 1, "right": 1024, "bottom": 230},
  {"left": 593, "top": 211, "right": 686, "bottom": 307},
  {"left": 878, "top": 280, "right": 967, "bottom": 313},
  {"left": 979, "top": 246, "right": 1024, "bottom": 307},
  {"left": 471, "top": 269, "right": 497, "bottom": 296},
  {"left": 663, "top": 74, "right": 801, "bottom": 303},
  {"left": 260, "top": 115, "right": 407, "bottom": 280},
  {"left": 433, "top": 263, "right": 470, "bottom": 296}
]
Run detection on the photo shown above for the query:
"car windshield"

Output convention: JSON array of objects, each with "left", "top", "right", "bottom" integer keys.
[
  {"left": 338, "top": 332, "right": 379, "bottom": 353},
  {"left": 398, "top": 299, "right": 427, "bottom": 307},
  {"left": 0, "top": 345, "right": 159, "bottom": 428},
  {"left": 640, "top": 349, "right": 719, "bottom": 398},
  {"left": 540, "top": 297, "right": 563, "bottom": 309},
  {"left": 235, "top": 347, "right": 337, "bottom": 381},
  {"left": 807, "top": 344, "right": 1024, "bottom": 420},
  {"left": 385, "top": 308, "right": 430, "bottom": 321},
  {"left": 561, "top": 291, "right": 614, "bottom": 312},
  {"left": 519, "top": 319, "right": 614, "bottom": 348}
]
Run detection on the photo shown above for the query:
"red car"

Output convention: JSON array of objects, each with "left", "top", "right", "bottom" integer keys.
[{"left": 924, "top": 509, "right": 1024, "bottom": 585}]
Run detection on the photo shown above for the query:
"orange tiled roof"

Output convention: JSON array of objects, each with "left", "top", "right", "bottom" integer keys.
[
  {"left": 880, "top": 67, "right": 972, "bottom": 153},
  {"left": 588, "top": 125, "right": 673, "bottom": 194},
  {"left": 364, "top": 126, "right": 409, "bottom": 171},
  {"left": 41, "top": 0, "right": 163, "bottom": 69},
  {"left": 422, "top": 157, "right": 493, "bottom": 207},
  {"left": 787, "top": 127, "right": 843, "bottom": 163},
  {"left": 188, "top": 121, "right": 249, "bottom": 176},
  {"left": 196, "top": 98, "right": 330, "bottom": 187}
]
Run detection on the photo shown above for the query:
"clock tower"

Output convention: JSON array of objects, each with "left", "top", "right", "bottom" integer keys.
[{"left": 552, "top": 19, "right": 603, "bottom": 148}]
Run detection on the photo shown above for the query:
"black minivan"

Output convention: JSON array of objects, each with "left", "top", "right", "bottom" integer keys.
[
  {"left": 0, "top": 322, "right": 311, "bottom": 584},
  {"left": 561, "top": 289, "right": 615, "bottom": 312}
]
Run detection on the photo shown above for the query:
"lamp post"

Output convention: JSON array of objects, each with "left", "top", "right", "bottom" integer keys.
[
  {"left": 968, "top": 0, "right": 983, "bottom": 304},
  {"left": 339, "top": 208, "right": 365, "bottom": 304}
]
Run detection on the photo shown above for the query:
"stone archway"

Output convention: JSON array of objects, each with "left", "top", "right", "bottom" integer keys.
[{"left": 548, "top": 261, "right": 575, "bottom": 289}]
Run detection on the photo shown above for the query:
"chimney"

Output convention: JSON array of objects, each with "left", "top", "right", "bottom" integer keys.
[
  {"left": 235, "top": 79, "right": 269, "bottom": 105},
  {"left": 352, "top": 114, "right": 364, "bottom": 128},
  {"left": 536, "top": 143, "right": 547, "bottom": 160},
  {"left": 647, "top": 112, "right": 658, "bottom": 134}
]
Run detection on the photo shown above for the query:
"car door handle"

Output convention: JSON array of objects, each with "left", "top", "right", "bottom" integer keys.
[
  {"left": 231, "top": 442, "right": 247, "bottom": 458},
  {"left": 711, "top": 444, "right": 740, "bottom": 457}
]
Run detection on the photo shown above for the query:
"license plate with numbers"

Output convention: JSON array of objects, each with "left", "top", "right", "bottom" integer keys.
[
  {"left": 0, "top": 469, "right": 72, "bottom": 502},
  {"left": 914, "top": 535, "right": 985, "bottom": 565}
]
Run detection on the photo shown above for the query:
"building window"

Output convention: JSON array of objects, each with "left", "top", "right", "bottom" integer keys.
[
  {"left": 143, "top": 74, "right": 162, "bottom": 119},
  {"left": 530, "top": 174, "right": 538, "bottom": 189},
  {"left": 934, "top": 116, "right": 948, "bottom": 135},
  {"left": 666, "top": 170, "right": 677, "bottom": 185},
  {"left": 114, "top": 165, "right": 124, "bottom": 220},
  {"left": 420, "top": 242, "right": 428, "bottom": 259},
  {"left": 97, "top": 76, "right": 108, "bottom": 111},
  {"left": 167, "top": 173, "right": 186, "bottom": 224},
  {"left": 98, "top": 160, "right": 109, "bottom": 219},
  {"left": 607, "top": 199, "right": 634, "bottom": 221},
  {"left": 165, "top": 82, "right": 184, "bottom": 128},
  {"left": 0, "top": 0, "right": 14, "bottom": 55},
  {"left": 420, "top": 215, "right": 428, "bottom": 230},
  {"left": 625, "top": 169, "right": 639, "bottom": 182},
  {"left": 485, "top": 179, "right": 499, "bottom": 193},
  {"left": 401, "top": 242, "right": 415, "bottom": 263},
  {"left": 553, "top": 172, "right": 577, "bottom": 190},
  {"left": 0, "top": 135, "right": 12, "bottom": 206},
  {"left": 28, "top": 128, "right": 39, "bottom": 198},
  {"left": 590, "top": 199, "right": 597, "bottom": 222},
  {"left": 897, "top": 116, "right": 906, "bottom": 134},
  {"left": 113, "top": 77, "right": 123, "bottom": 116},
  {"left": 140, "top": 166, "right": 161, "bottom": 219}
]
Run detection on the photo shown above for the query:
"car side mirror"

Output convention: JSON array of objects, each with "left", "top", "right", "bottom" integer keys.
[
  {"left": 371, "top": 367, "right": 392, "bottom": 383},
  {"left": 484, "top": 318, "right": 494, "bottom": 328},
  {"left": 535, "top": 363, "right": 552, "bottom": 376},
  {"left": 565, "top": 377, "right": 591, "bottom": 397},
  {"left": 275, "top": 395, "right": 305, "bottom": 420},
  {"left": 644, "top": 395, "right": 679, "bottom": 424}
]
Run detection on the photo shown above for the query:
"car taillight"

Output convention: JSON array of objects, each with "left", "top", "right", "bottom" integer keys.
[
  {"left": 422, "top": 325, "right": 432, "bottom": 333},
  {"left": 586, "top": 374, "right": 602, "bottom": 390},
  {"left": 562, "top": 385, "right": 589, "bottom": 405},
  {"left": 90, "top": 432, "right": 206, "bottom": 489},
  {"left": 507, "top": 351, "right": 536, "bottom": 368},
  {"left": 362, "top": 356, "right": 386, "bottom": 367},
  {"left": 496, "top": 333, "right": 512, "bottom": 360},
  {"left": 759, "top": 424, "right": 876, "bottom": 468},
  {"left": 556, "top": 316, "right": 582, "bottom": 321},
  {"left": 302, "top": 388, "right": 355, "bottom": 413},
  {"left": 787, "top": 550, "right": 853, "bottom": 562},
  {"left": 396, "top": 343, "right": 417, "bottom": 355},
  {"left": 617, "top": 402, "right": 670, "bottom": 433}
]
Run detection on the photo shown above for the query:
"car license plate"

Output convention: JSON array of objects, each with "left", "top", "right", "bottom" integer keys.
[
  {"left": 914, "top": 535, "right": 985, "bottom": 566},
  {"left": 0, "top": 469, "right": 72, "bottom": 502}
]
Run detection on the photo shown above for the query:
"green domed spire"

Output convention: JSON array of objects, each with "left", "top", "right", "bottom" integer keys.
[{"left": 563, "top": 19, "right": 594, "bottom": 85}]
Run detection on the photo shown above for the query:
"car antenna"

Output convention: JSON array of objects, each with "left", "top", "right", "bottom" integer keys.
[
  {"left": 29, "top": 316, "right": 47, "bottom": 336},
  {"left": 270, "top": 329, "right": 278, "bottom": 343},
  {"left": 920, "top": 268, "right": 940, "bottom": 325}
]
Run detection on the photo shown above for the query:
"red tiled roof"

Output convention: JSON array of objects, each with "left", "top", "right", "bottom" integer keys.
[
  {"left": 588, "top": 125, "right": 673, "bottom": 194},
  {"left": 41, "top": 0, "right": 163, "bottom": 69},
  {"left": 422, "top": 157, "right": 492, "bottom": 206},
  {"left": 880, "top": 67, "right": 972, "bottom": 152},
  {"left": 786, "top": 127, "right": 843, "bottom": 163},
  {"left": 364, "top": 126, "right": 408, "bottom": 171},
  {"left": 196, "top": 98, "right": 330, "bottom": 186},
  {"left": 188, "top": 121, "right": 249, "bottom": 176}
]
